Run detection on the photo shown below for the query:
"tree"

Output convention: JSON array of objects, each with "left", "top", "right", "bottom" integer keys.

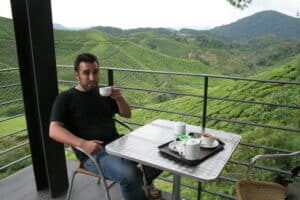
[{"left": 227, "top": 0, "right": 252, "bottom": 10}]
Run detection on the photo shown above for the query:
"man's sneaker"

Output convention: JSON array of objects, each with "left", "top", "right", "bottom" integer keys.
[{"left": 147, "top": 184, "right": 162, "bottom": 199}]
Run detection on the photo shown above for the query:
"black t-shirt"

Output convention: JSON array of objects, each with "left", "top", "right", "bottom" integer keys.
[{"left": 50, "top": 87, "right": 119, "bottom": 161}]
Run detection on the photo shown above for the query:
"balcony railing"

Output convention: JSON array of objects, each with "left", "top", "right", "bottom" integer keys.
[{"left": 0, "top": 66, "right": 299, "bottom": 199}]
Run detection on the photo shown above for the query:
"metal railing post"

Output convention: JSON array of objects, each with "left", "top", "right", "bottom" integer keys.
[
  {"left": 108, "top": 69, "right": 114, "bottom": 86},
  {"left": 197, "top": 182, "right": 202, "bottom": 200},
  {"left": 202, "top": 76, "right": 208, "bottom": 132}
]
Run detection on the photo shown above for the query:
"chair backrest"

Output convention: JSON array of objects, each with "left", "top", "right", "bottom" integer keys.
[
  {"left": 236, "top": 151, "right": 300, "bottom": 200},
  {"left": 246, "top": 151, "right": 300, "bottom": 180},
  {"left": 236, "top": 180, "right": 285, "bottom": 200}
]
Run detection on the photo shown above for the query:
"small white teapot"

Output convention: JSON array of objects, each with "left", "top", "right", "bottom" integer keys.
[{"left": 179, "top": 138, "right": 201, "bottom": 160}]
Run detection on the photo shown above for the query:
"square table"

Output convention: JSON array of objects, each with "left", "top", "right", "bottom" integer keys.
[{"left": 106, "top": 119, "right": 241, "bottom": 200}]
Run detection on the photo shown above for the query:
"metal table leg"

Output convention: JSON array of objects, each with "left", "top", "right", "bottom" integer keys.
[{"left": 172, "top": 174, "right": 181, "bottom": 200}]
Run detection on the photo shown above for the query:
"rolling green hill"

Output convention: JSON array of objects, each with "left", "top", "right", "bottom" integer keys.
[
  {"left": 118, "top": 29, "right": 300, "bottom": 75},
  {"left": 117, "top": 30, "right": 251, "bottom": 75},
  {"left": 211, "top": 10, "right": 300, "bottom": 40},
  {"left": 54, "top": 28, "right": 212, "bottom": 73},
  {"left": 233, "top": 35, "right": 300, "bottom": 70},
  {"left": 0, "top": 17, "right": 17, "bottom": 68}
]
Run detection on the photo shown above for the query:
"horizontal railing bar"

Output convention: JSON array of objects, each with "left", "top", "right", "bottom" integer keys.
[
  {"left": 181, "top": 181, "right": 236, "bottom": 200},
  {"left": 58, "top": 80, "right": 109, "bottom": 87},
  {"left": 0, "top": 99, "right": 23, "bottom": 107},
  {"left": 120, "top": 120, "right": 144, "bottom": 127},
  {"left": 218, "top": 176, "right": 238, "bottom": 183},
  {"left": 56, "top": 65, "right": 73, "bottom": 68},
  {"left": 158, "top": 162, "right": 298, "bottom": 193},
  {"left": 229, "top": 160, "right": 295, "bottom": 176},
  {"left": 0, "top": 83, "right": 21, "bottom": 89},
  {"left": 159, "top": 164, "right": 299, "bottom": 186},
  {"left": 57, "top": 65, "right": 300, "bottom": 85},
  {"left": 117, "top": 85, "right": 299, "bottom": 109},
  {"left": 131, "top": 105, "right": 300, "bottom": 133},
  {"left": 239, "top": 142, "right": 292, "bottom": 153},
  {"left": 131, "top": 104, "right": 201, "bottom": 118},
  {"left": 0, "top": 141, "right": 29, "bottom": 156},
  {"left": 158, "top": 176, "right": 235, "bottom": 199},
  {"left": 58, "top": 80, "right": 76, "bottom": 84},
  {"left": 207, "top": 116, "right": 300, "bottom": 133},
  {"left": 0, "top": 154, "right": 31, "bottom": 171},
  {"left": 199, "top": 188, "right": 236, "bottom": 200},
  {"left": 118, "top": 85, "right": 203, "bottom": 97},
  {"left": 207, "top": 96, "right": 299, "bottom": 110},
  {"left": 0, "top": 113, "right": 24, "bottom": 123},
  {"left": 103, "top": 67, "right": 300, "bottom": 85},
  {"left": 0, "top": 128, "right": 27, "bottom": 140},
  {"left": 0, "top": 68, "right": 19, "bottom": 73}
]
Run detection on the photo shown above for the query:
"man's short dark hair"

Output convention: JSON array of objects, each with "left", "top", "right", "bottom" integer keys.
[{"left": 74, "top": 53, "right": 99, "bottom": 71}]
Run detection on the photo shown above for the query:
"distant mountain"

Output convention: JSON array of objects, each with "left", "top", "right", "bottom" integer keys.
[
  {"left": 93, "top": 26, "right": 125, "bottom": 36},
  {"left": 178, "top": 28, "right": 207, "bottom": 36},
  {"left": 58, "top": 10, "right": 300, "bottom": 40},
  {"left": 211, "top": 10, "right": 300, "bottom": 40},
  {"left": 93, "top": 11, "right": 300, "bottom": 41},
  {"left": 94, "top": 26, "right": 176, "bottom": 36},
  {"left": 53, "top": 23, "right": 90, "bottom": 30},
  {"left": 53, "top": 23, "right": 69, "bottom": 30}
]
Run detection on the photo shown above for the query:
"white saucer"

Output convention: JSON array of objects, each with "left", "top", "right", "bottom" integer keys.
[{"left": 200, "top": 140, "right": 219, "bottom": 148}]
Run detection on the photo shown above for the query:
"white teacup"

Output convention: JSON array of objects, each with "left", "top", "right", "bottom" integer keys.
[
  {"left": 99, "top": 86, "right": 112, "bottom": 97},
  {"left": 200, "top": 133, "right": 215, "bottom": 147},
  {"left": 179, "top": 138, "right": 201, "bottom": 160}
]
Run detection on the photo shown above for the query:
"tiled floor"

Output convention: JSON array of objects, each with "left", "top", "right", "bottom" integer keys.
[{"left": 0, "top": 160, "right": 170, "bottom": 200}]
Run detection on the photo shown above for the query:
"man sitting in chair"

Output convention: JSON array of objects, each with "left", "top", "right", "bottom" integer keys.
[{"left": 49, "top": 53, "right": 161, "bottom": 200}]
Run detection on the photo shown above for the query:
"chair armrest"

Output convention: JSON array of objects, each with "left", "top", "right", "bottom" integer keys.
[
  {"left": 246, "top": 151, "right": 300, "bottom": 179},
  {"left": 73, "top": 146, "right": 104, "bottom": 177},
  {"left": 113, "top": 117, "right": 134, "bottom": 131}
]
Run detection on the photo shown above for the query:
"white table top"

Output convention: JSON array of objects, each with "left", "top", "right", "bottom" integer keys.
[{"left": 106, "top": 119, "right": 241, "bottom": 182}]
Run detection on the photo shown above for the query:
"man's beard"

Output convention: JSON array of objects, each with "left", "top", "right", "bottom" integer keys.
[{"left": 80, "top": 81, "right": 98, "bottom": 91}]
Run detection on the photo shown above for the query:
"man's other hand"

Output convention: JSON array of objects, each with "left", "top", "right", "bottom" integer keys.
[{"left": 79, "top": 140, "right": 103, "bottom": 154}]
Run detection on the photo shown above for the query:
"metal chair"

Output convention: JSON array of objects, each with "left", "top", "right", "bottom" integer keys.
[
  {"left": 236, "top": 151, "right": 300, "bottom": 200},
  {"left": 65, "top": 118, "right": 134, "bottom": 200}
]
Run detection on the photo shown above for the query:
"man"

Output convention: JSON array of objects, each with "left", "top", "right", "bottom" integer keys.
[{"left": 49, "top": 53, "right": 161, "bottom": 200}]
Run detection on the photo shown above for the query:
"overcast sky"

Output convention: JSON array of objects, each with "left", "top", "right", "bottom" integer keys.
[{"left": 0, "top": 0, "right": 299, "bottom": 30}]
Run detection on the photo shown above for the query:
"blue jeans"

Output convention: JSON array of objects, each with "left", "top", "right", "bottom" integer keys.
[{"left": 82, "top": 150, "right": 148, "bottom": 200}]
